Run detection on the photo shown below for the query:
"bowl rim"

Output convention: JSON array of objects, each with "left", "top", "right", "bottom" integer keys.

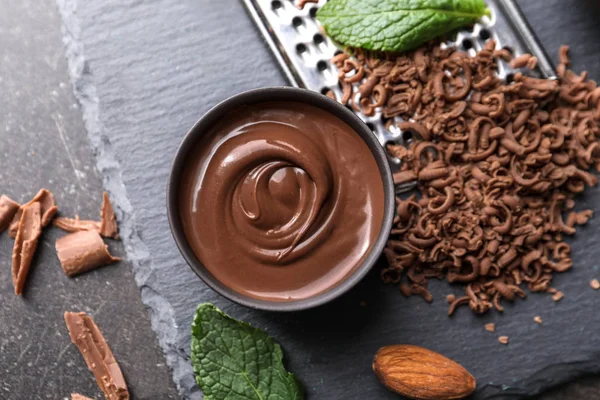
[{"left": 167, "top": 86, "right": 394, "bottom": 311}]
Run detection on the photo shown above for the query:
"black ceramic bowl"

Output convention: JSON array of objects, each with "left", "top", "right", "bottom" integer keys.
[{"left": 167, "top": 87, "right": 394, "bottom": 311}]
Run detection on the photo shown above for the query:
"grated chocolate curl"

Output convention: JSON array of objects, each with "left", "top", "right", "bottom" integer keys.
[
  {"left": 0, "top": 195, "right": 20, "bottom": 234},
  {"left": 8, "top": 189, "right": 57, "bottom": 238},
  {"left": 56, "top": 230, "right": 120, "bottom": 277},
  {"left": 64, "top": 312, "right": 129, "bottom": 400},
  {"left": 12, "top": 202, "right": 42, "bottom": 295}
]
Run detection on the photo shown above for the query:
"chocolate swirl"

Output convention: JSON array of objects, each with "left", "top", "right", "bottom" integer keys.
[
  {"left": 201, "top": 121, "right": 340, "bottom": 264},
  {"left": 180, "top": 102, "right": 384, "bottom": 301}
]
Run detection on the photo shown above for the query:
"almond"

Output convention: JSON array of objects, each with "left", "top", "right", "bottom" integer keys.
[{"left": 373, "top": 345, "right": 476, "bottom": 400}]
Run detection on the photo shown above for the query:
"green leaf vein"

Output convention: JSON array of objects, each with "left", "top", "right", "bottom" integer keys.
[
  {"left": 191, "top": 304, "right": 303, "bottom": 400},
  {"left": 316, "top": 0, "right": 490, "bottom": 52}
]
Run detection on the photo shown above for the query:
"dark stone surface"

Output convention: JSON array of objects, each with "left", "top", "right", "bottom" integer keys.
[
  {"left": 0, "top": 0, "right": 178, "bottom": 399},
  {"left": 48, "top": 0, "right": 600, "bottom": 399}
]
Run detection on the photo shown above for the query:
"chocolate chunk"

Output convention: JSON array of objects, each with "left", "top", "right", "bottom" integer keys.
[
  {"left": 64, "top": 312, "right": 129, "bottom": 400},
  {"left": 100, "top": 192, "right": 119, "bottom": 239},
  {"left": 484, "top": 323, "right": 495, "bottom": 333},
  {"left": 53, "top": 191, "right": 119, "bottom": 239},
  {"left": 71, "top": 394, "right": 94, "bottom": 400},
  {"left": 0, "top": 195, "right": 20, "bottom": 234},
  {"left": 534, "top": 316, "right": 543, "bottom": 324},
  {"left": 590, "top": 279, "right": 600, "bottom": 290},
  {"left": 12, "top": 202, "right": 42, "bottom": 295},
  {"left": 552, "top": 291, "right": 564, "bottom": 302},
  {"left": 53, "top": 217, "right": 101, "bottom": 233},
  {"left": 498, "top": 336, "right": 509, "bottom": 345},
  {"left": 56, "top": 230, "right": 120, "bottom": 277},
  {"left": 8, "top": 189, "right": 57, "bottom": 238}
]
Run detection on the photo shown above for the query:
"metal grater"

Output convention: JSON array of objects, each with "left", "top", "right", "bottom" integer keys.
[{"left": 242, "top": 0, "right": 555, "bottom": 190}]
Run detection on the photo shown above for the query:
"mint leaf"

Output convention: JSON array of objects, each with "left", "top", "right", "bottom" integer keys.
[
  {"left": 191, "top": 304, "right": 304, "bottom": 400},
  {"left": 317, "top": 0, "right": 490, "bottom": 52}
]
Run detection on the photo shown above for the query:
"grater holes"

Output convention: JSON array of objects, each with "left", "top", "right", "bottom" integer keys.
[
  {"left": 316, "top": 60, "right": 328, "bottom": 72},
  {"left": 385, "top": 141, "right": 402, "bottom": 163},
  {"left": 505, "top": 72, "right": 515, "bottom": 83},
  {"left": 271, "top": 0, "right": 283, "bottom": 11},
  {"left": 366, "top": 122, "right": 375, "bottom": 132},
  {"left": 402, "top": 129, "right": 414, "bottom": 144},
  {"left": 462, "top": 38, "right": 474, "bottom": 50},
  {"left": 384, "top": 140, "right": 397, "bottom": 150},
  {"left": 309, "top": 7, "right": 318, "bottom": 18},
  {"left": 292, "top": 17, "right": 304, "bottom": 28},
  {"left": 296, "top": 43, "right": 308, "bottom": 56},
  {"left": 479, "top": 28, "right": 491, "bottom": 41},
  {"left": 313, "top": 33, "right": 325, "bottom": 45}
]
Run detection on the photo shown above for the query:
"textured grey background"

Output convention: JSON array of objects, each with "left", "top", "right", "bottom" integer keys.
[
  {"left": 53, "top": 0, "right": 600, "bottom": 399},
  {"left": 0, "top": 0, "right": 178, "bottom": 399},
  {"left": 2, "top": 0, "right": 598, "bottom": 399}
]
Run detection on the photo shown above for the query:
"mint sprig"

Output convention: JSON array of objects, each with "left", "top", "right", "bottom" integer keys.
[
  {"left": 317, "top": 0, "right": 490, "bottom": 52},
  {"left": 191, "top": 304, "right": 304, "bottom": 400}
]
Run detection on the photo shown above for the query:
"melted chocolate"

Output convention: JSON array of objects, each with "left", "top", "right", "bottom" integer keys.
[{"left": 179, "top": 102, "right": 384, "bottom": 301}]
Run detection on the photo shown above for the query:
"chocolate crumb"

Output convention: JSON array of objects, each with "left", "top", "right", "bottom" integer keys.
[
  {"left": 64, "top": 312, "right": 129, "bottom": 400},
  {"left": 100, "top": 192, "right": 119, "bottom": 239},
  {"left": 534, "top": 316, "right": 542, "bottom": 324},
  {"left": 296, "top": 0, "right": 318, "bottom": 9},
  {"left": 552, "top": 291, "right": 564, "bottom": 302},
  {"left": 446, "top": 294, "right": 456, "bottom": 304},
  {"left": 8, "top": 189, "right": 57, "bottom": 238},
  {"left": 12, "top": 202, "right": 42, "bottom": 295},
  {"left": 56, "top": 230, "right": 120, "bottom": 277},
  {"left": 399, "top": 283, "right": 412, "bottom": 297},
  {"left": 71, "top": 394, "right": 94, "bottom": 400},
  {"left": 498, "top": 336, "right": 509, "bottom": 345},
  {"left": 485, "top": 323, "right": 495, "bottom": 332},
  {"left": 591, "top": 279, "right": 600, "bottom": 290},
  {"left": 0, "top": 195, "right": 20, "bottom": 234}
]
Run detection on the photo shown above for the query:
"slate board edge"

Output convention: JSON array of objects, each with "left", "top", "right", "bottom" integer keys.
[
  {"left": 54, "top": 0, "right": 199, "bottom": 399},
  {"left": 52, "top": 0, "right": 595, "bottom": 399},
  {"left": 479, "top": 358, "right": 599, "bottom": 398}
]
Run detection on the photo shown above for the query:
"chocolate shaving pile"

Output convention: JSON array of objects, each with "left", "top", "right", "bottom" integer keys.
[
  {"left": 332, "top": 41, "right": 600, "bottom": 315},
  {"left": 1, "top": 189, "right": 121, "bottom": 293}
]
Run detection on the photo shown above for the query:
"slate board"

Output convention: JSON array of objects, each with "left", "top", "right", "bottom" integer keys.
[{"left": 54, "top": 0, "right": 600, "bottom": 398}]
